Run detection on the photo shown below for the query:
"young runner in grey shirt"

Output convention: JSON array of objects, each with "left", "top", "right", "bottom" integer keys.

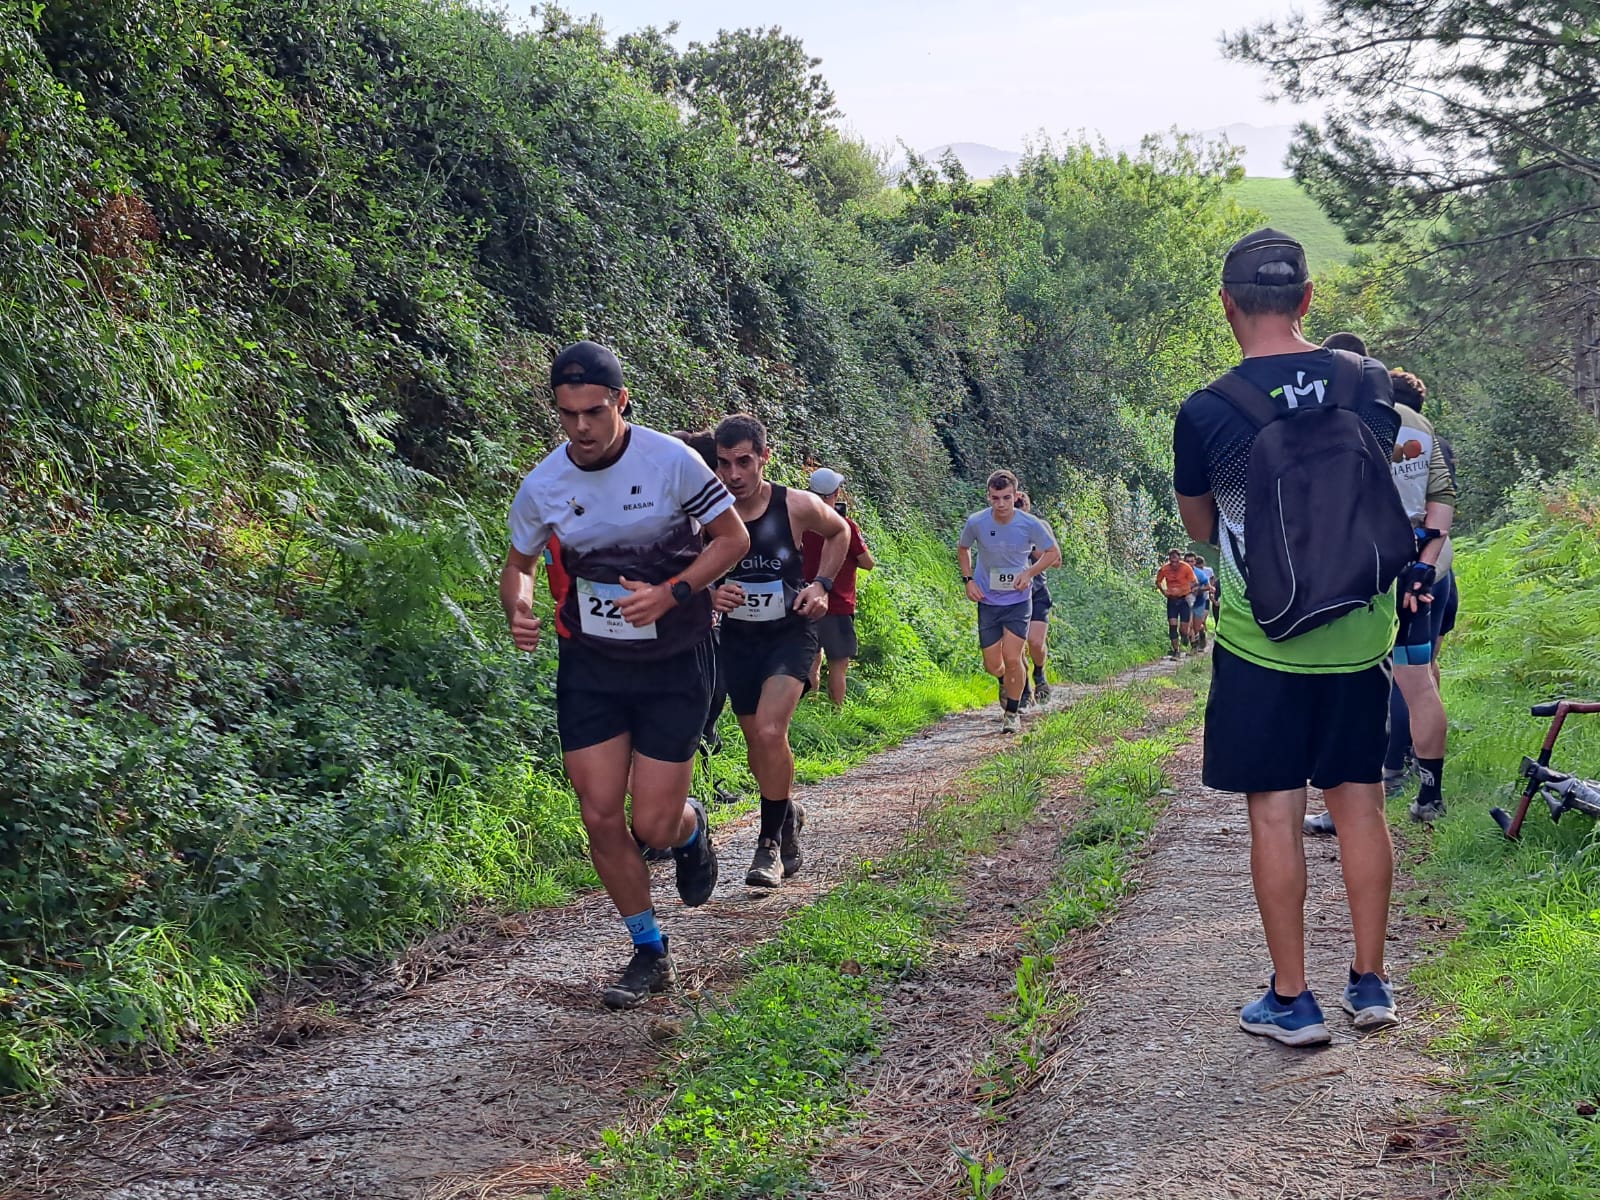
[{"left": 957, "top": 469, "right": 1059, "bottom": 733}]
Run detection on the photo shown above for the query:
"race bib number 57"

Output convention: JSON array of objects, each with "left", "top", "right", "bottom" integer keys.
[
  {"left": 725, "top": 579, "right": 787, "bottom": 622},
  {"left": 576, "top": 578, "right": 657, "bottom": 641}
]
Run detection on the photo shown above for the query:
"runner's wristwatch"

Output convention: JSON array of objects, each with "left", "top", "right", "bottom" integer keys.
[
  {"left": 669, "top": 577, "right": 693, "bottom": 605},
  {"left": 812, "top": 576, "right": 834, "bottom": 593}
]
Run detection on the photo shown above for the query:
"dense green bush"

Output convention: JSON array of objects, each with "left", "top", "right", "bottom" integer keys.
[{"left": 1, "top": 0, "right": 1220, "bottom": 1091}]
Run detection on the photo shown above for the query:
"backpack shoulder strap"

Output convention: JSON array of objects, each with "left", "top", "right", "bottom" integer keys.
[
  {"left": 1205, "top": 369, "right": 1279, "bottom": 431},
  {"left": 1321, "top": 349, "right": 1364, "bottom": 411}
]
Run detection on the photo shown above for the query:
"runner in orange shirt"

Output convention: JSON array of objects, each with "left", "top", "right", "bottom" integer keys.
[{"left": 1154, "top": 548, "right": 1198, "bottom": 659}]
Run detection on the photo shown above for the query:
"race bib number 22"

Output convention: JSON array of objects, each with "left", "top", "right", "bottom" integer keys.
[{"left": 576, "top": 578, "right": 657, "bottom": 641}]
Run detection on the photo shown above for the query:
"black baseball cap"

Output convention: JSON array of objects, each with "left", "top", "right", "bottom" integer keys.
[
  {"left": 1221, "top": 228, "right": 1310, "bottom": 287},
  {"left": 550, "top": 341, "right": 625, "bottom": 391}
]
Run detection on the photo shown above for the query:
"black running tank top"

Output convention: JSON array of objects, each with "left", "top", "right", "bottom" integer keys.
[{"left": 724, "top": 484, "right": 805, "bottom": 634}]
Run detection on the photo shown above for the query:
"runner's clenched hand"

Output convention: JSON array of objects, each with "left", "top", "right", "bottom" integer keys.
[
  {"left": 617, "top": 576, "right": 673, "bottom": 626},
  {"left": 965, "top": 579, "right": 984, "bottom": 604},
  {"left": 794, "top": 581, "right": 828, "bottom": 620},
  {"left": 711, "top": 582, "right": 745, "bottom": 614},
  {"left": 508, "top": 598, "right": 542, "bottom": 652}
]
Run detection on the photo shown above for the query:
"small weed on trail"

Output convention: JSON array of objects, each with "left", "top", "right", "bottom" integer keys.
[{"left": 548, "top": 673, "right": 1196, "bottom": 1200}]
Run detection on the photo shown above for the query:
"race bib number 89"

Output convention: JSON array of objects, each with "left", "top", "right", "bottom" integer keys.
[
  {"left": 989, "top": 566, "right": 1022, "bottom": 592},
  {"left": 577, "top": 578, "right": 657, "bottom": 641},
  {"left": 725, "top": 579, "right": 787, "bottom": 622}
]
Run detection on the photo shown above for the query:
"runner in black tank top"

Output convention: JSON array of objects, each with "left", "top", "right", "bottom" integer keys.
[
  {"left": 711, "top": 414, "right": 851, "bottom": 891},
  {"left": 722, "top": 484, "right": 808, "bottom": 636}
]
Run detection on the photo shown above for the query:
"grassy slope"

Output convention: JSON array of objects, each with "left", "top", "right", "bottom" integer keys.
[
  {"left": 1408, "top": 472, "right": 1600, "bottom": 1196},
  {"left": 1228, "top": 177, "right": 1353, "bottom": 268}
]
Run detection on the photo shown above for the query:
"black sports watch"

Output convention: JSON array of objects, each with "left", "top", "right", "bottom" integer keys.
[
  {"left": 962, "top": 574, "right": 974, "bottom": 583},
  {"left": 812, "top": 576, "right": 834, "bottom": 594},
  {"left": 669, "top": 578, "right": 693, "bottom": 606}
]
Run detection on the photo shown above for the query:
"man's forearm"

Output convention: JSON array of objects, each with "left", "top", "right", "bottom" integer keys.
[
  {"left": 816, "top": 529, "right": 849, "bottom": 581},
  {"left": 958, "top": 546, "right": 973, "bottom": 577},
  {"left": 682, "top": 532, "right": 747, "bottom": 591},
  {"left": 1418, "top": 501, "right": 1454, "bottom": 567},
  {"left": 1028, "top": 545, "right": 1062, "bottom": 578},
  {"left": 501, "top": 556, "right": 533, "bottom": 620}
]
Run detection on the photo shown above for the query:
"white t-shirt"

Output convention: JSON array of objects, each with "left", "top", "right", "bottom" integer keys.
[{"left": 509, "top": 425, "right": 733, "bottom": 659}]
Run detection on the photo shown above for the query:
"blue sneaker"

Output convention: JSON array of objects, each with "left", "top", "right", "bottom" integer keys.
[
  {"left": 1239, "top": 979, "right": 1331, "bottom": 1046},
  {"left": 1341, "top": 971, "right": 1400, "bottom": 1030}
]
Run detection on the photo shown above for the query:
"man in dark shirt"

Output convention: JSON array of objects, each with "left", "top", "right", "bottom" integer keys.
[{"left": 1172, "top": 230, "right": 1403, "bottom": 1046}]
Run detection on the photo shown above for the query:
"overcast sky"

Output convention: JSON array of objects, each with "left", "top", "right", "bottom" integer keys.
[{"left": 555, "top": 0, "right": 1322, "bottom": 154}]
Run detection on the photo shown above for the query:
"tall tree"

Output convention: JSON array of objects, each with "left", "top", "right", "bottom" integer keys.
[{"left": 1226, "top": 1, "right": 1600, "bottom": 414}]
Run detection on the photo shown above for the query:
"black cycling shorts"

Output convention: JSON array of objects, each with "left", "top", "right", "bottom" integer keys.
[
  {"left": 1202, "top": 645, "right": 1391, "bottom": 794},
  {"left": 720, "top": 624, "right": 819, "bottom": 716},
  {"left": 556, "top": 634, "right": 714, "bottom": 763},
  {"left": 1394, "top": 571, "right": 1455, "bottom": 666}
]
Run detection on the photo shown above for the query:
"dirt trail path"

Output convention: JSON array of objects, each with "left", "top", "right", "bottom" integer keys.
[
  {"left": 1004, "top": 748, "right": 1455, "bottom": 1199},
  {"left": 1, "top": 662, "right": 1177, "bottom": 1200},
  {"left": 810, "top": 743, "right": 1458, "bottom": 1200}
]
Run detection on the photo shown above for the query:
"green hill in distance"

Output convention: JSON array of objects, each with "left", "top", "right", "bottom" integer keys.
[{"left": 1227, "top": 177, "right": 1354, "bottom": 269}]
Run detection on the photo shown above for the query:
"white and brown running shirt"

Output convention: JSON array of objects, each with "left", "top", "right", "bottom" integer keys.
[{"left": 509, "top": 425, "right": 734, "bottom": 661}]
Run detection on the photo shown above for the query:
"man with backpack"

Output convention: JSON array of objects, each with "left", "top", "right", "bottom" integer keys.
[{"left": 1172, "top": 230, "right": 1420, "bottom": 1046}]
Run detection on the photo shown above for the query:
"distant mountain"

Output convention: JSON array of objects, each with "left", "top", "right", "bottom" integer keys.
[
  {"left": 901, "top": 142, "right": 1022, "bottom": 180},
  {"left": 894, "top": 125, "right": 1298, "bottom": 182}
]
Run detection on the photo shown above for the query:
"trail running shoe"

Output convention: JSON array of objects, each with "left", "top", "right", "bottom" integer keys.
[
  {"left": 1002, "top": 710, "right": 1022, "bottom": 735},
  {"left": 602, "top": 935, "right": 676, "bottom": 1011},
  {"left": 1409, "top": 796, "right": 1446, "bottom": 824},
  {"left": 1382, "top": 768, "right": 1412, "bottom": 798},
  {"left": 780, "top": 801, "right": 806, "bottom": 878},
  {"left": 1341, "top": 971, "right": 1400, "bottom": 1030},
  {"left": 639, "top": 840, "right": 675, "bottom": 863},
  {"left": 745, "top": 837, "right": 782, "bottom": 889},
  {"left": 1239, "top": 979, "right": 1331, "bottom": 1047},
  {"left": 1303, "top": 810, "right": 1337, "bottom": 837},
  {"left": 672, "top": 797, "right": 718, "bottom": 906},
  {"left": 1035, "top": 679, "right": 1052, "bottom": 704}
]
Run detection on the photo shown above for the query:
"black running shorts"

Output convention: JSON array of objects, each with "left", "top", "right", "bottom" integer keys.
[
  {"left": 1166, "top": 596, "right": 1192, "bottom": 622},
  {"left": 817, "top": 614, "right": 859, "bottom": 662},
  {"left": 977, "top": 599, "right": 1032, "bottom": 648},
  {"left": 1202, "top": 645, "right": 1391, "bottom": 794},
  {"left": 720, "top": 624, "right": 819, "bottom": 716},
  {"left": 1030, "top": 581, "right": 1053, "bottom": 621},
  {"left": 556, "top": 634, "right": 714, "bottom": 763}
]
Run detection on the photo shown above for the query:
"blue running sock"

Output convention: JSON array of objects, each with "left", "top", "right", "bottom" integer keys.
[
  {"left": 676, "top": 820, "right": 699, "bottom": 851},
  {"left": 623, "top": 909, "right": 664, "bottom": 954}
]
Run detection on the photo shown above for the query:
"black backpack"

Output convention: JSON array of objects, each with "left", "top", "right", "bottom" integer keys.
[{"left": 1207, "top": 350, "right": 1415, "bottom": 642}]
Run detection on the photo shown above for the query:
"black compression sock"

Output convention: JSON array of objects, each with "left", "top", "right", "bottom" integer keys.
[
  {"left": 1416, "top": 757, "right": 1445, "bottom": 804},
  {"left": 1004, "top": 698, "right": 1020, "bottom": 714},
  {"left": 1033, "top": 666, "right": 1046, "bottom": 684},
  {"left": 1273, "top": 988, "right": 1301, "bottom": 1005},
  {"left": 758, "top": 797, "right": 790, "bottom": 842}
]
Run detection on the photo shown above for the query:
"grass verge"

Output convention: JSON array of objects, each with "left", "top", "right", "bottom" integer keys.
[
  {"left": 1397, "top": 474, "right": 1600, "bottom": 1197},
  {"left": 548, "top": 668, "right": 1196, "bottom": 1200}
]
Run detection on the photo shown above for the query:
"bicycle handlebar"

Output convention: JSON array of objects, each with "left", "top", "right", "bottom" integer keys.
[{"left": 1531, "top": 700, "right": 1600, "bottom": 717}]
